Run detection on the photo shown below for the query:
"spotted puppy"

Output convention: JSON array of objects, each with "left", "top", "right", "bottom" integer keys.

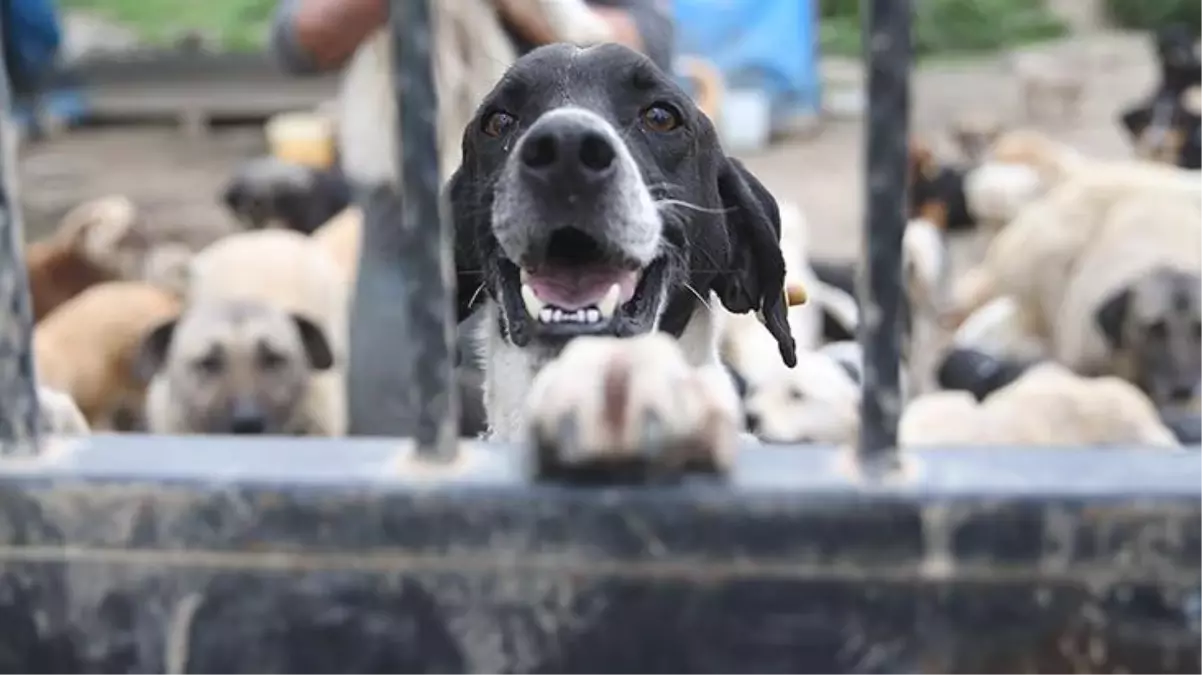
[{"left": 449, "top": 44, "right": 796, "bottom": 476}]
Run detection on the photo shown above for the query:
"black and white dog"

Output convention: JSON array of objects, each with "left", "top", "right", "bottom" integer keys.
[{"left": 448, "top": 44, "right": 796, "bottom": 474}]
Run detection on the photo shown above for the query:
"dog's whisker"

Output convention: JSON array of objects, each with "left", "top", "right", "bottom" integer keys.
[
  {"left": 684, "top": 283, "right": 713, "bottom": 311},
  {"left": 467, "top": 283, "right": 487, "bottom": 309},
  {"left": 655, "top": 199, "right": 731, "bottom": 215}
]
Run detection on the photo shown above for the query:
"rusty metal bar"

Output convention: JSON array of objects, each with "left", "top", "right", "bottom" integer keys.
[
  {"left": 857, "top": 0, "right": 910, "bottom": 464},
  {"left": 0, "top": 9, "right": 42, "bottom": 453},
  {"left": 347, "top": 0, "right": 458, "bottom": 459}
]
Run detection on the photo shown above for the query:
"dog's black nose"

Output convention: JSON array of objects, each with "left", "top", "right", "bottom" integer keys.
[
  {"left": 519, "top": 114, "right": 617, "bottom": 184},
  {"left": 229, "top": 399, "right": 267, "bottom": 435}
]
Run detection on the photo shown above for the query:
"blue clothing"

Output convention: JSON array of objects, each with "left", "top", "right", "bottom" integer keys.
[
  {"left": 269, "top": 0, "right": 675, "bottom": 75},
  {"left": 3, "top": 0, "right": 62, "bottom": 96}
]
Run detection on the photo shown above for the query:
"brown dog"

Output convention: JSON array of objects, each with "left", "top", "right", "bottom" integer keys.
[{"left": 34, "top": 281, "right": 183, "bottom": 431}]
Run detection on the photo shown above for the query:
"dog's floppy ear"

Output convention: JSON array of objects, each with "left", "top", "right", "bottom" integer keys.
[
  {"left": 712, "top": 156, "right": 797, "bottom": 368},
  {"left": 134, "top": 319, "right": 179, "bottom": 383},
  {"left": 290, "top": 314, "right": 335, "bottom": 371},
  {"left": 1095, "top": 286, "right": 1132, "bottom": 349},
  {"left": 445, "top": 166, "right": 485, "bottom": 323}
]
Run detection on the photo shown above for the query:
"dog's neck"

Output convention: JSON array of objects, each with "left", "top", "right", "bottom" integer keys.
[{"left": 477, "top": 294, "right": 725, "bottom": 442}]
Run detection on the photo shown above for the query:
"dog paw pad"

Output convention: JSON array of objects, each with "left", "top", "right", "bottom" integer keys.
[{"left": 527, "top": 334, "right": 739, "bottom": 481}]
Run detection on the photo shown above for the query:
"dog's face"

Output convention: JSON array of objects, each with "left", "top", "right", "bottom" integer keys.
[
  {"left": 448, "top": 44, "right": 795, "bottom": 366},
  {"left": 137, "top": 300, "right": 334, "bottom": 434},
  {"left": 1096, "top": 268, "right": 1201, "bottom": 408},
  {"left": 743, "top": 350, "right": 859, "bottom": 444},
  {"left": 221, "top": 157, "right": 350, "bottom": 235}
]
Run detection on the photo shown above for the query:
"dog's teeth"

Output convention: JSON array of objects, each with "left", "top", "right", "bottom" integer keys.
[
  {"left": 585, "top": 308, "right": 600, "bottom": 323},
  {"left": 552, "top": 309, "right": 564, "bottom": 322},
  {"left": 521, "top": 283, "right": 544, "bottom": 318},
  {"left": 597, "top": 283, "right": 621, "bottom": 319},
  {"left": 539, "top": 307, "right": 554, "bottom": 323}
]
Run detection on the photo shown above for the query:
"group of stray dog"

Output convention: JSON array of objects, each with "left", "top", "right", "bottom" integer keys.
[{"left": 20, "top": 25, "right": 1201, "bottom": 470}]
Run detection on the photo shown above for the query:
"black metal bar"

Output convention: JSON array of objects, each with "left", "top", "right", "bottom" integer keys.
[
  {"left": 857, "top": 0, "right": 910, "bottom": 463},
  {"left": 0, "top": 436, "right": 1198, "bottom": 673},
  {"left": 0, "top": 11, "right": 42, "bottom": 453},
  {"left": 347, "top": 0, "right": 458, "bottom": 458}
]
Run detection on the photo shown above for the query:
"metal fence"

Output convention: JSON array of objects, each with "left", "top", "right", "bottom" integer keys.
[{"left": 0, "top": 1, "right": 1199, "bottom": 672}]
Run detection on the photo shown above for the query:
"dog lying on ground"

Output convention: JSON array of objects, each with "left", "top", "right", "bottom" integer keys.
[
  {"left": 1053, "top": 189, "right": 1201, "bottom": 409},
  {"left": 949, "top": 148, "right": 1200, "bottom": 330},
  {"left": 34, "top": 281, "right": 182, "bottom": 431},
  {"left": 900, "top": 363, "right": 1180, "bottom": 448},
  {"left": 167, "top": 229, "right": 351, "bottom": 436},
  {"left": 221, "top": 156, "right": 353, "bottom": 235},
  {"left": 139, "top": 298, "right": 337, "bottom": 436},
  {"left": 448, "top": 43, "right": 796, "bottom": 475},
  {"left": 26, "top": 195, "right": 195, "bottom": 321}
]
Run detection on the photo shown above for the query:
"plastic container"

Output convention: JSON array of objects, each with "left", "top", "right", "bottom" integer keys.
[
  {"left": 720, "top": 88, "right": 772, "bottom": 153},
  {"left": 265, "top": 111, "right": 337, "bottom": 169}
]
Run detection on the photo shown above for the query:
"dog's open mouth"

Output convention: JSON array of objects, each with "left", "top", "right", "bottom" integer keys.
[{"left": 500, "top": 227, "right": 667, "bottom": 340}]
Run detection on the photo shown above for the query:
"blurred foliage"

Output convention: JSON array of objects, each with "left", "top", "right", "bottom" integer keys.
[
  {"left": 57, "top": 0, "right": 276, "bottom": 52},
  {"left": 819, "top": 0, "right": 1068, "bottom": 59},
  {"left": 1103, "top": 0, "right": 1201, "bottom": 31}
]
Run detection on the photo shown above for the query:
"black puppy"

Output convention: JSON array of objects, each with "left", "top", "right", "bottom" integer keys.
[
  {"left": 445, "top": 43, "right": 795, "bottom": 467},
  {"left": 221, "top": 156, "right": 352, "bottom": 234}
]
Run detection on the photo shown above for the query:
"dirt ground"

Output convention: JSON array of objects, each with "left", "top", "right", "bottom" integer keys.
[{"left": 16, "top": 31, "right": 1161, "bottom": 262}]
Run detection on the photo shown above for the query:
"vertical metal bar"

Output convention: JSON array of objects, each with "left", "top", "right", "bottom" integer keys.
[
  {"left": 388, "top": 0, "right": 458, "bottom": 459},
  {"left": 0, "top": 10, "right": 42, "bottom": 453},
  {"left": 857, "top": 0, "right": 910, "bottom": 463}
]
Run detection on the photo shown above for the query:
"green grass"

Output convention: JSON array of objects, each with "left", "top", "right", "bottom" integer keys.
[
  {"left": 819, "top": 0, "right": 1069, "bottom": 60},
  {"left": 57, "top": 0, "right": 277, "bottom": 52}
]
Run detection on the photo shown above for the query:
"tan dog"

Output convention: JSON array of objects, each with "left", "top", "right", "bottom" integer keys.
[
  {"left": 25, "top": 195, "right": 195, "bottom": 322},
  {"left": 1053, "top": 190, "right": 1201, "bottom": 408},
  {"left": 900, "top": 363, "right": 1179, "bottom": 448},
  {"left": 184, "top": 229, "right": 350, "bottom": 435},
  {"left": 950, "top": 155, "right": 1200, "bottom": 330},
  {"left": 34, "top": 281, "right": 182, "bottom": 431},
  {"left": 310, "top": 206, "right": 363, "bottom": 286},
  {"left": 139, "top": 299, "right": 336, "bottom": 436}
]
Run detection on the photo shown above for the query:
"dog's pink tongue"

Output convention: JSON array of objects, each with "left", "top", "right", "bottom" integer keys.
[{"left": 525, "top": 264, "right": 639, "bottom": 310}]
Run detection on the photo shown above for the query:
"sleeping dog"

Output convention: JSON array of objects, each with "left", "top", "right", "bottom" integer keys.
[{"left": 448, "top": 44, "right": 795, "bottom": 476}]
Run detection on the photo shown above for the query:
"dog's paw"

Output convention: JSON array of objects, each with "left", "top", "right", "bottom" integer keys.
[{"left": 527, "top": 333, "right": 740, "bottom": 480}]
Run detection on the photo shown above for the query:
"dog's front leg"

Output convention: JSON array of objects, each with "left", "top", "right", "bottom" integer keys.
[{"left": 525, "top": 333, "right": 741, "bottom": 480}]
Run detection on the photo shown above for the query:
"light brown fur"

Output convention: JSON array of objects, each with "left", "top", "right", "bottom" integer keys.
[
  {"left": 1053, "top": 190, "right": 1201, "bottom": 378},
  {"left": 34, "top": 281, "right": 182, "bottom": 430},
  {"left": 184, "top": 229, "right": 350, "bottom": 435},
  {"left": 142, "top": 298, "right": 337, "bottom": 436},
  {"left": 900, "top": 363, "right": 1179, "bottom": 448},
  {"left": 950, "top": 157, "right": 1201, "bottom": 331},
  {"left": 311, "top": 206, "right": 363, "bottom": 285}
]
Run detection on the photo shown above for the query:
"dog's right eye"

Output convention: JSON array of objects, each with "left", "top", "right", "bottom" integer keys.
[
  {"left": 482, "top": 111, "right": 517, "bottom": 138},
  {"left": 193, "top": 352, "right": 223, "bottom": 375}
]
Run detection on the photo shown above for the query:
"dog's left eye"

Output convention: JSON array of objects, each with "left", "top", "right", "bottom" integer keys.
[
  {"left": 482, "top": 111, "right": 517, "bottom": 137},
  {"left": 640, "top": 104, "right": 682, "bottom": 132}
]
